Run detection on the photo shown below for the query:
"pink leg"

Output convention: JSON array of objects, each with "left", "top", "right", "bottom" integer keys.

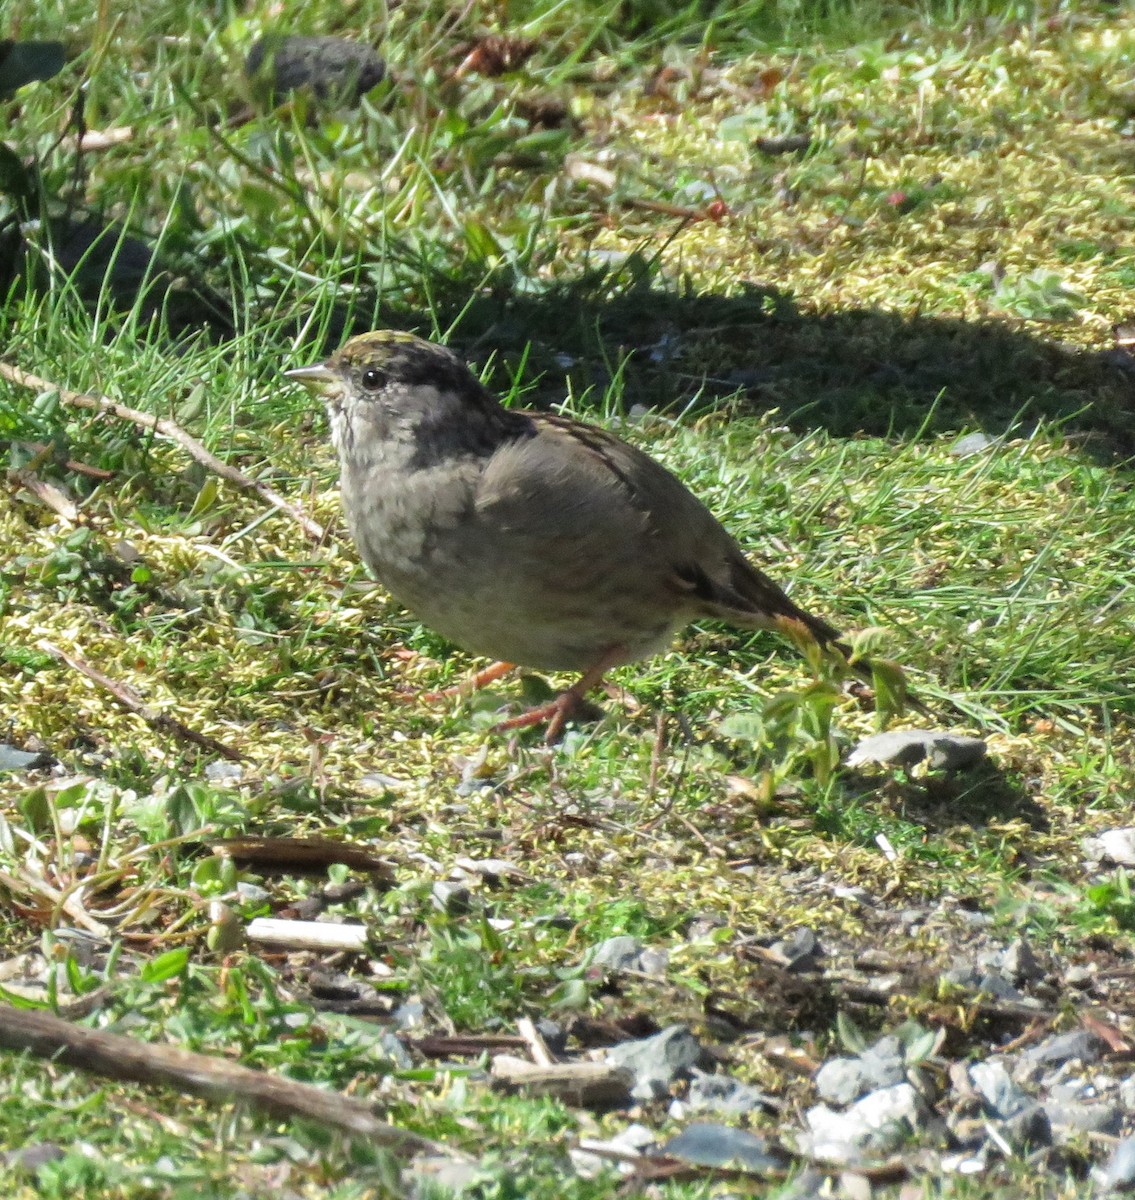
[
  {"left": 492, "top": 646, "right": 627, "bottom": 743},
  {"left": 419, "top": 661, "right": 517, "bottom": 703}
]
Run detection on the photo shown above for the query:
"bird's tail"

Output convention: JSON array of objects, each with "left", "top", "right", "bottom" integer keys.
[{"left": 693, "top": 550, "right": 932, "bottom": 719}]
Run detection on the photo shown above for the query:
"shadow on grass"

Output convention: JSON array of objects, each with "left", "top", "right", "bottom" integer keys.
[
  {"left": 842, "top": 762, "right": 1050, "bottom": 833},
  {"left": 12, "top": 229, "right": 1133, "bottom": 454},
  {"left": 425, "top": 280, "right": 1135, "bottom": 457}
]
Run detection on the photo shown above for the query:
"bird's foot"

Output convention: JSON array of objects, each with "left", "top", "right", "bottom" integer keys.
[
  {"left": 491, "top": 647, "right": 626, "bottom": 743},
  {"left": 491, "top": 687, "right": 589, "bottom": 743}
]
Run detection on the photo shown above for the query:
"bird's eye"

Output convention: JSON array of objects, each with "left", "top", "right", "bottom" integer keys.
[{"left": 360, "top": 367, "right": 383, "bottom": 391}]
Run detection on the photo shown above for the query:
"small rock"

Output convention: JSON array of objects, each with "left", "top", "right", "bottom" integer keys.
[
  {"left": 357, "top": 771, "right": 406, "bottom": 793},
  {"left": 816, "top": 1039, "right": 905, "bottom": 1107},
  {"left": 999, "top": 938, "right": 1044, "bottom": 983},
  {"left": 942, "top": 964, "right": 1022, "bottom": 1001},
  {"left": 681, "top": 1069, "right": 778, "bottom": 1116},
  {"left": 637, "top": 947, "right": 670, "bottom": 977},
  {"left": 453, "top": 857, "right": 525, "bottom": 883},
  {"left": 606, "top": 1025, "right": 707, "bottom": 1101},
  {"left": 4, "top": 1143, "right": 66, "bottom": 1172},
  {"left": 846, "top": 730, "right": 987, "bottom": 772},
  {"left": 1001, "top": 1103, "right": 1052, "bottom": 1149},
  {"left": 589, "top": 935, "right": 644, "bottom": 973},
  {"left": 204, "top": 759, "right": 242, "bottom": 785},
  {"left": 246, "top": 34, "right": 386, "bottom": 103},
  {"left": 940, "top": 1148, "right": 990, "bottom": 1176},
  {"left": 392, "top": 1000, "right": 427, "bottom": 1030},
  {"left": 806, "top": 1082, "right": 929, "bottom": 1161},
  {"left": 409, "top": 1155, "right": 492, "bottom": 1196},
  {"left": 535, "top": 1018, "right": 567, "bottom": 1057},
  {"left": 951, "top": 431, "right": 995, "bottom": 457},
  {"left": 571, "top": 1123, "right": 656, "bottom": 1178},
  {"left": 379, "top": 1031, "right": 414, "bottom": 1071},
  {"left": 1017, "top": 1031, "right": 1104, "bottom": 1076},
  {"left": 975, "top": 971, "right": 1024, "bottom": 1001},
  {"left": 1085, "top": 828, "right": 1135, "bottom": 868},
  {"left": 431, "top": 882, "right": 471, "bottom": 914},
  {"left": 1102, "top": 1136, "right": 1135, "bottom": 1191},
  {"left": 816, "top": 1058, "right": 874, "bottom": 1107},
  {"left": 0, "top": 743, "right": 52, "bottom": 772},
  {"left": 685, "top": 915, "right": 727, "bottom": 941},
  {"left": 954, "top": 907, "right": 993, "bottom": 928},
  {"left": 662, "top": 1123, "right": 785, "bottom": 1172},
  {"left": 970, "top": 1061, "right": 1033, "bottom": 1119},
  {"left": 768, "top": 927, "right": 822, "bottom": 971},
  {"left": 1044, "top": 1100, "right": 1123, "bottom": 1139},
  {"left": 1063, "top": 964, "right": 1097, "bottom": 989},
  {"left": 777, "top": 1167, "right": 830, "bottom": 1199}
]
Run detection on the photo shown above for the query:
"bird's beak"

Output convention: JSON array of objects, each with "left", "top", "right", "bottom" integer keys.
[{"left": 284, "top": 362, "right": 337, "bottom": 390}]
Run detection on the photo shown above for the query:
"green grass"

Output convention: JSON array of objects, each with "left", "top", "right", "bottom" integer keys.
[{"left": 2, "top": 0, "right": 1135, "bottom": 1196}]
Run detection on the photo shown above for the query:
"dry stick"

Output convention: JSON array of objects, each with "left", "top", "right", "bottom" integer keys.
[
  {"left": 0, "top": 867, "right": 110, "bottom": 938},
  {"left": 0, "top": 1003, "right": 453, "bottom": 1158},
  {"left": 39, "top": 639, "right": 245, "bottom": 763},
  {"left": 0, "top": 362, "right": 325, "bottom": 542}
]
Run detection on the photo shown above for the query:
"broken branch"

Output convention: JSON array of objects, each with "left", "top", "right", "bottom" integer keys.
[{"left": 0, "top": 362, "right": 325, "bottom": 542}]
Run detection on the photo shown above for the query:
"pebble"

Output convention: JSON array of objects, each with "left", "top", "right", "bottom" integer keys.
[
  {"left": 846, "top": 730, "right": 987, "bottom": 772},
  {"left": 605, "top": 1025, "right": 707, "bottom": 1101},
  {"left": 245, "top": 34, "right": 386, "bottom": 103},
  {"left": 1101, "top": 1136, "right": 1135, "bottom": 1191},
  {"left": 662, "top": 1122, "right": 785, "bottom": 1172},
  {"left": 1084, "top": 828, "right": 1135, "bottom": 867},
  {"left": 0, "top": 743, "right": 53, "bottom": 772},
  {"left": 589, "top": 935, "right": 645, "bottom": 973},
  {"left": 806, "top": 1082, "right": 929, "bottom": 1161},
  {"left": 815, "top": 1036, "right": 906, "bottom": 1106},
  {"left": 1016, "top": 1030, "right": 1103, "bottom": 1076},
  {"left": 676, "top": 1069, "right": 778, "bottom": 1117}
]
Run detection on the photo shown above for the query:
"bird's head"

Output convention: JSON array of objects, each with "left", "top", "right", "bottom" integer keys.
[{"left": 287, "top": 330, "right": 514, "bottom": 461}]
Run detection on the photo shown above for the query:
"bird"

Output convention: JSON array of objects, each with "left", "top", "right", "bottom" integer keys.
[{"left": 286, "top": 330, "right": 913, "bottom": 740}]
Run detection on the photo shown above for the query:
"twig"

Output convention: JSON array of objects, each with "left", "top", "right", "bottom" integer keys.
[
  {"left": 6, "top": 469, "right": 80, "bottom": 521},
  {"left": 516, "top": 1016, "right": 556, "bottom": 1067},
  {"left": 0, "top": 867, "right": 110, "bottom": 937},
  {"left": 246, "top": 918, "right": 370, "bottom": 953},
  {"left": 0, "top": 362, "right": 325, "bottom": 542},
  {"left": 0, "top": 1003, "right": 452, "bottom": 1158},
  {"left": 211, "top": 835, "right": 395, "bottom": 884},
  {"left": 39, "top": 639, "right": 245, "bottom": 762},
  {"left": 645, "top": 712, "right": 665, "bottom": 802},
  {"left": 16, "top": 441, "right": 115, "bottom": 479},
  {"left": 490, "top": 1055, "right": 632, "bottom": 1107}
]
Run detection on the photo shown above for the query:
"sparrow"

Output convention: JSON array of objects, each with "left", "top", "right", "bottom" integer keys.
[{"left": 287, "top": 331, "right": 910, "bottom": 739}]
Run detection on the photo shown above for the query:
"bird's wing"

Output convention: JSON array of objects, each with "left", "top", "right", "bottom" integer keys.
[{"left": 476, "top": 412, "right": 845, "bottom": 646}]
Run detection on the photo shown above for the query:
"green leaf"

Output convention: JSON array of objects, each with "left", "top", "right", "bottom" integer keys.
[
  {"left": 900, "top": 1023, "right": 939, "bottom": 1065},
  {"left": 463, "top": 219, "right": 503, "bottom": 264},
  {"left": 0, "top": 981, "right": 49, "bottom": 1009},
  {"left": 848, "top": 626, "right": 890, "bottom": 661},
  {"left": 835, "top": 1009, "right": 867, "bottom": 1053},
  {"left": 189, "top": 476, "right": 220, "bottom": 518},
  {"left": 716, "top": 711, "right": 763, "bottom": 741},
  {"left": 548, "top": 977, "right": 590, "bottom": 1010},
  {"left": 140, "top": 947, "right": 190, "bottom": 984},
  {"left": 18, "top": 786, "right": 50, "bottom": 833}
]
